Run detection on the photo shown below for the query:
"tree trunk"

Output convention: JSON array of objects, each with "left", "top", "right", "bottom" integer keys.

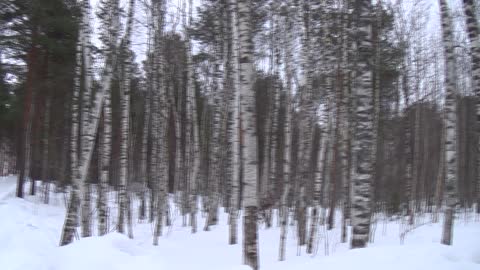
[
  {"left": 460, "top": 0, "right": 480, "bottom": 214},
  {"left": 228, "top": 0, "right": 240, "bottom": 245},
  {"left": 237, "top": 0, "right": 258, "bottom": 268},
  {"left": 17, "top": 33, "right": 38, "bottom": 198},
  {"left": 117, "top": 0, "right": 135, "bottom": 236},
  {"left": 42, "top": 95, "right": 51, "bottom": 204},
  {"left": 80, "top": 0, "right": 93, "bottom": 238},
  {"left": 307, "top": 106, "right": 330, "bottom": 253},
  {"left": 439, "top": 0, "right": 458, "bottom": 246},
  {"left": 279, "top": 7, "right": 294, "bottom": 261},
  {"left": 59, "top": 24, "right": 83, "bottom": 245},
  {"left": 61, "top": 0, "right": 118, "bottom": 245},
  {"left": 351, "top": 0, "right": 374, "bottom": 249},
  {"left": 152, "top": 0, "right": 167, "bottom": 246}
]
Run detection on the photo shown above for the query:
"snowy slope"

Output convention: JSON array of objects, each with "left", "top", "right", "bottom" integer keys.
[{"left": 1, "top": 175, "right": 479, "bottom": 270}]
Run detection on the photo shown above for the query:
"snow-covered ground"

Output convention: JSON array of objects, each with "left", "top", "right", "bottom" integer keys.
[{"left": 1, "top": 175, "right": 479, "bottom": 270}]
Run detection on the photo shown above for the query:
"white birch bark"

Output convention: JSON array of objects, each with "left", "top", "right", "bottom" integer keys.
[
  {"left": 279, "top": 5, "right": 294, "bottom": 261},
  {"left": 460, "top": 0, "right": 480, "bottom": 213},
  {"left": 267, "top": 4, "right": 280, "bottom": 212},
  {"left": 307, "top": 101, "right": 331, "bottom": 253},
  {"left": 152, "top": 0, "right": 168, "bottom": 245},
  {"left": 80, "top": 0, "right": 93, "bottom": 237},
  {"left": 340, "top": 6, "right": 351, "bottom": 243},
  {"left": 139, "top": 81, "right": 149, "bottom": 221},
  {"left": 351, "top": 0, "right": 374, "bottom": 249},
  {"left": 98, "top": 0, "right": 118, "bottom": 236},
  {"left": 236, "top": 0, "right": 258, "bottom": 268},
  {"left": 117, "top": 0, "right": 135, "bottom": 236},
  {"left": 60, "top": 18, "right": 83, "bottom": 245},
  {"left": 439, "top": 0, "right": 458, "bottom": 246},
  {"left": 228, "top": 0, "right": 241, "bottom": 245},
  {"left": 61, "top": 0, "right": 121, "bottom": 245},
  {"left": 184, "top": 0, "right": 199, "bottom": 228},
  {"left": 184, "top": 1, "right": 201, "bottom": 229}
]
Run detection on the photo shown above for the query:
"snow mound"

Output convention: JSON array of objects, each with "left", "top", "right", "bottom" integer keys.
[{"left": 56, "top": 233, "right": 162, "bottom": 270}]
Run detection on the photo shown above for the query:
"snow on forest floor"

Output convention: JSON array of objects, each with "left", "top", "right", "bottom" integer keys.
[{"left": 1, "top": 175, "right": 480, "bottom": 270}]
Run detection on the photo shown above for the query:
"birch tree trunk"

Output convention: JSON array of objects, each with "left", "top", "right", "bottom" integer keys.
[
  {"left": 139, "top": 83, "right": 149, "bottom": 221},
  {"left": 98, "top": 85, "right": 112, "bottom": 235},
  {"left": 61, "top": 0, "right": 118, "bottom": 245},
  {"left": 228, "top": 0, "right": 241, "bottom": 245},
  {"left": 237, "top": 0, "right": 258, "bottom": 268},
  {"left": 117, "top": 0, "right": 135, "bottom": 236},
  {"left": 60, "top": 22, "right": 83, "bottom": 245},
  {"left": 146, "top": 1, "right": 157, "bottom": 224},
  {"left": 434, "top": 114, "right": 445, "bottom": 222},
  {"left": 98, "top": 0, "right": 119, "bottom": 236},
  {"left": 439, "top": 0, "right": 458, "bottom": 246},
  {"left": 351, "top": 0, "right": 374, "bottom": 249},
  {"left": 340, "top": 7, "right": 351, "bottom": 243},
  {"left": 152, "top": 0, "right": 168, "bottom": 246},
  {"left": 184, "top": 0, "right": 200, "bottom": 230},
  {"left": 279, "top": 5, "right": 294, "bottom": 261},
  {"left": 80, "top": 0, "right": 93, "bottom": 238},
  {"left": 295, "top": 0, "right": 313, "bottom": 244},
  {"left": 267, "top": 3, "right": 280, "bottom": 217},
  {"left": 184, "top": 0, "right": 200, "bottom": 229},
  {"left": 460, "top": 0, "right": 480, "bottom": 213},
  {"left": 307, "top": 101, "right": 331, "bottom": 253}
]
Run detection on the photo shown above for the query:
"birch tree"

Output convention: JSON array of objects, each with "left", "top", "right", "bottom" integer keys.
[
  {"left": 59, "top": 9, "right": 83, "bottom": 244},
  {"left": 237, "top": 0, "right": 259, "bottom": 268},
  {"left": 279, "top": 2, "right": 294, "bottom": 261},
  {"left": 182, "top": 0, "right": 200, "bottom": 233},
  {"left": 350, "top": 0, "right": 374, "bottom": 249},
  {"left": 152, "top": 0, "right": 169, "bottom": 245},
  {"left": 228, "top": 0, "right": 241, "bottom": 244},
  {"left": 117, "top": 0, "right": 136, "bottom": 237},
  {"left": 80, "top": 0, "right": 93, "bottom": 238},
  {"left": 460, "top": 0, "right": 480, "bottom": 213},
  {"left": 438, "top": 0, "right": 458, "bottom": 246},
  {"left": 61, "top": 0, "right": 119, "bottom": 245},
  {"left": 96, "top": 0, "right": 119, "bottom": 236}
]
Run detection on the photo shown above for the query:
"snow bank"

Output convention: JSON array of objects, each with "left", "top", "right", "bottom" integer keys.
[{"left": 1, "top": 176, "right": 479, "bottom": 270}]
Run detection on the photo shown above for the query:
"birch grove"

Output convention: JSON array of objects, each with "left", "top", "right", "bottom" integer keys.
[{"left": 2, "top": 0, "right": 480, "bottom": 268}]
